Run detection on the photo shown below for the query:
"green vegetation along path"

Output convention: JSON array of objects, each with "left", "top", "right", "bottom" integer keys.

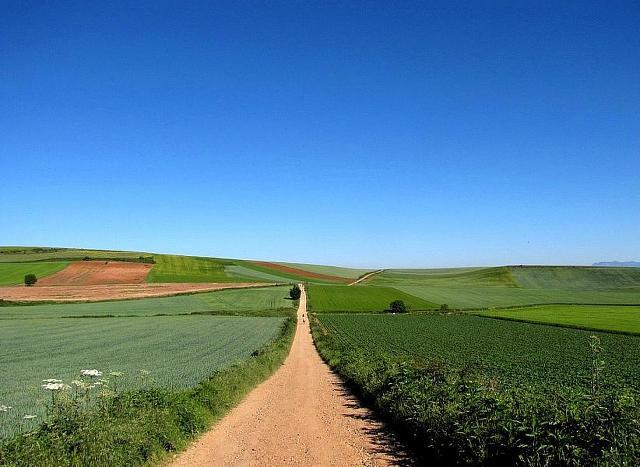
[{"left": 171, "top": 286, "right": 406, "bottom": 466}]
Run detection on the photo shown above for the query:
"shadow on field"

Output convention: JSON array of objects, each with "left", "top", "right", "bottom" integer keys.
[{"left": 329, "top": 378, "right": 417, "bottom": 465}]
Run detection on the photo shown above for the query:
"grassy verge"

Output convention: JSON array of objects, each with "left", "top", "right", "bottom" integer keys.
[
  {"left": 0, "top": 314, "right": 296, "bottom": 466},
  {"left": 310, "top": 313, "right": 640, "bottom": 465}
]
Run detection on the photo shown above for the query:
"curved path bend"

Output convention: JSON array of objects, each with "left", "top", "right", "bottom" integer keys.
[{"left": 170, "top": 285, "right": 407, "bottom": 466}]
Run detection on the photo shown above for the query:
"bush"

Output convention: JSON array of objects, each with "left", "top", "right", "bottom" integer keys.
[
  {"left": 24, "top": 274, "right": 37, "bottom": 286},
  {"left": 389, "top": 300, "right": 407, "bottom": 313},
  {"left": 289, "top": 284, "right": 301, "bottom": 301},
  {"left": 439, "top": 303, "right": 450, "bottom": 312}
]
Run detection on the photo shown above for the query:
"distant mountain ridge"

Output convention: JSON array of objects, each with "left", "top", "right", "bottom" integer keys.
[{"left": 593, "top": 261, "right": 640, "bottom": 267}]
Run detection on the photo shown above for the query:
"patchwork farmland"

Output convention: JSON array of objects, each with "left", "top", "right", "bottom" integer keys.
[{"left": 1, "top": 246, "right": 640, "bottom": 465}]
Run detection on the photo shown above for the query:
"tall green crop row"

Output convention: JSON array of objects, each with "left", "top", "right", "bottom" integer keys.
[{"left": 312, "top": 313, "right": 640, "bottom": 464}]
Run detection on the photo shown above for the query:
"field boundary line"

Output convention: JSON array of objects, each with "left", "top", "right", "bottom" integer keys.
[{"left": 473, "top": 313, "right": 640, "bottom": 337}]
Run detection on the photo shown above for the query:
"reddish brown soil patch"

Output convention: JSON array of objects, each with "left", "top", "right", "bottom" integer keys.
[
  {"left": 0, "top": 283, "right": 270, "bottom": 302},
  {"left": 252, "top": 261, "right": 351, "bottom": 283},
  {"left": 37, "top": 261, "right": 152, "bottom": 286}
]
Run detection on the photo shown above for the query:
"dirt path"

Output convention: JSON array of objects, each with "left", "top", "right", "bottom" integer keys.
[
  {"left": 170, "top": 285, "right": 407, "bottom": 466},
  {"left": 348, "top": 269, "right": 384, "bottom": 286}
]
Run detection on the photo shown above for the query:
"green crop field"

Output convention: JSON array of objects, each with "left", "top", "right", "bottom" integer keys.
[
  {"left": 0, "top": 315, "right": 285, "bottom": 439},
  {"left": 0, "top": 247, "right": 151, "bottom": 263},
  {"left": 476, "top": 304, "right": 640, "bottom": 334},
  {"left": 224, "top": 264, "right": 296, "bottom": 283},
  {"left": 0, "top": 262, "right": 69, "bottom": 285},
  {"left": 307, "top": 284, "right": 437, "bottom": 312},
  {"left": 312, "top": 312, "right": 640, "bottom": 463},
  {"left": 146, "top": 255, "right": 254, "bottom": 283},
  {"left": 370, "top": 266, "right": 640, "bottom": 308},
  {"left": 316, "top": 313, "right": 640, "bottom": 390},
  {"left": 0, "top": 286, "right": 293, "bottom": 319}
]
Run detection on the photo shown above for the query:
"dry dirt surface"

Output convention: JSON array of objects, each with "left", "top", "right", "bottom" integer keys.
[
  {"left": 0, "top": 283, "right": 270, "bottom": 302},
  {"left": 37, "top": 261, "right": 153, "bottom": 286},
  {"left": 170, "top": 285, "right": 408, "bottom": 467},
  {"left": 252, "top": 261, "right": 352, "bottom": 284},
  {"left": 348, "top": 269, "right": 384, "bottom": 286}
]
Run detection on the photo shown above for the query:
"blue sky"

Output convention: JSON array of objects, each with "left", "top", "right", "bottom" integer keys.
[{"left": 1, "top": 1, "right": 638, "bottom": 268}]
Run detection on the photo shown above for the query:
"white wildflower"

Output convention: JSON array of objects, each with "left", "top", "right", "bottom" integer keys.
[
  {"left": 71, "top": 380, "right": 90, "bottom": 390},
  {"left": 80, "top": 369, "right": 102, "bottom": 377},
  {"left": 0, "top": 405, "right": 12, "bottom": 412},
  {"left": 23, "top": 414, "right": 37, "bottom": 420},
  {"left": 139, "top": 369, "right": 150, "bottom": 375},
  {"left": 42, "top": 382, "right": 70, "bottom": 391},
  {"left": 42, "top": 379, "right": 62, "bottom": 384}
]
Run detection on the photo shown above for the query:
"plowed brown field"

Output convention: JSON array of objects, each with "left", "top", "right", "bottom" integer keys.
[
  {"left": 37, "top": 261, "right": 152, "bottom": 286},
  {"left": 252, "top": 261, "right": 351, "bottom": 283},
  {"left": 0, "top": 282, "right": 270, "bottom": 302}
]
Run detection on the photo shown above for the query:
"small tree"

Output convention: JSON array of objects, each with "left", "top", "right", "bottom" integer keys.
[
  {"left": 440, "top": 303, "right": 450, "bottom": 312},
  {"left": 289, "top": 284, "right": 301, "bottom": 300},
  {"left": 24, "top": 274, "right": 37, "bottom": 286},
  {"left": 389, "top": 300, "right": 407, "bottom": 313}
]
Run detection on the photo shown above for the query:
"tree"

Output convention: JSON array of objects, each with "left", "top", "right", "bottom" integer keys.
[
  {"left": 24, "top": 274, "right": 37, "bottom": 286},
  {"left": 289, "top": 284, "right": 301, "bottom": 300},
  {"left": 440, "top": 303, "right": 450, "bottom": 312},
  {"left": 389, "top": 300, "right": 407, "bottom": 313}
]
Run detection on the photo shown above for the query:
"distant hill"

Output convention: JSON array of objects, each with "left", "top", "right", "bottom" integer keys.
[{"left": 593, "top": 261, "right": 640, "bottom": 268}]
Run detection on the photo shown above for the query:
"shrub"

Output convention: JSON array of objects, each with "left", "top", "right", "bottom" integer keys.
[
  {"left": 389, "top": 300, "right": 407, "bottom": 313},
  {"left": 289, "top": 284, "right": 301, "bottom": 301},
  {"left": 439, "top": 303, "right": 450, "bottom": 312},
  {"left": 24, "top": 274, "right": 37, "bottom": 286}
]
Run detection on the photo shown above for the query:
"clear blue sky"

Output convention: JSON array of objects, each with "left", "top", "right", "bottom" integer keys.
[{"left": 1, "top": 1, "right": 638, "bottom": 268}]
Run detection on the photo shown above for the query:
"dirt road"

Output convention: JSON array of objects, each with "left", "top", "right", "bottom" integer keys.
[
  {"left": 170, "top": 285, "right": 406, "bottom": 466},
  {"left": 348, "top": 269, "right": 384, "bottom": 286}
]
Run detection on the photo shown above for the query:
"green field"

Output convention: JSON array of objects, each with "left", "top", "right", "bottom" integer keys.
[
  {"left": 0, "top": 286, "right": 293, "bottom": 319},
  {"left": 0, "top": 262, "right": 69, "bottom": 285},
  {"left": 0, "top": 285, "right": 294, "bottom": 442},
  {"left": 0, "top": 247, "right": 151, "bottom": 263},
  {"left": 146, "top": 255, "right": 253, "bottom": 283},
  {"left": 224, "top": 264, "right": 297, "bottom": 283},
  {"left": 476, "top": 304, "right": 640, "bottom": 334},
  {"left": 0, "top": 315, "right": 285, "bottom": 439},
  {"left": 307, "top": 284, "right": 437, "bottom": 312},
  {"left": 317, "top": 313, "right": 640, "bottom": 390},
  {"left": 312, "top": 312, "right": 640, "bottom": 463},
  {"left": 370, "top": 266, "right": 640, "bottom": 308}
]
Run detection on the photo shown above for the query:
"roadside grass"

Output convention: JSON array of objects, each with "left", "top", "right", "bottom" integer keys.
[
  {"left": 0, "top": 313, "right": 296, "bottom": 466},
  {"left": 146, "top": 255, "right": 255, "bottom": 283},
  {"left": 474, "top": 304, "right": 640, "bottom": 334},
  {"left": 307, "top": 284, "right": 437, "bottom": 312},
  {"left": 0, "top": 262, "right": 69, "bottom": 286},
  {"left": 0, "top": 286, "right": 293, "bottom": 319},
  {"left": 311, "top": 313, "right": 640, "bottom": 464}
]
